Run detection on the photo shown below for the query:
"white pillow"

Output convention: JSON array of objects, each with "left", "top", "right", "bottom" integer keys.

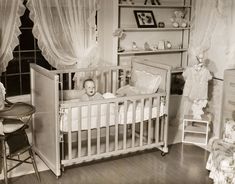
[
  {"left": 116, "top": 85, "right": 141, "bottom": 96},
  {"left": 103, "top": 92, "right": 116, "bottom": 99},
  {"left": 132, "top": 70, "right": 162, "bottom": 94}
]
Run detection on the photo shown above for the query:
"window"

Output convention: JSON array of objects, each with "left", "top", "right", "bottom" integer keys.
[
  {"left": 1, "top": 1, "right": 98, "bottom": 97},
  {"left": 1, "top": 6, "right": 53, "bottom": 97}
]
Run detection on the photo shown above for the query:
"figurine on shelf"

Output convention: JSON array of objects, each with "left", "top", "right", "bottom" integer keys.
[
  {"left": 144, "top": 42, "right": 152, "bottom": 51},
  {"left": 144, "top": 0, "right": 161, "bottom": 5},
  {"left": 165, "top": 41, "right": 172, "bottom": 49},
  {"left": 113, "top": 28, "right": 126, "bottom": 53},
  {"left": 170, "top": 10, "right": 188, "bottom": 28},
  {"left": 132, "top": 42, "right": 139, "bottom": 51},
  {"left": 113, "top": 28, "right": 126, "bottom": 40},
  {"left": 158, "top": 22, "right": 165, "bottom": 28},
  {"left": 158, "top": 40, "right": 165, "bottom": 50}
]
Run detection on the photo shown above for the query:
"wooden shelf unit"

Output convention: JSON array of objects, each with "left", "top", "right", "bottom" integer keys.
[
  {"left": 118, "top": 4, "right": 192, "bottom": 8},
  {"left": 118, "top": 48, "right": 188, "bottom": 55},
  {"left": 113, "top": 0, "right": 192, "bottom": 68},
  {"left": 182, "top": 115, "right": 210, "bottom": 145},
  {"left": 122, "top": 27, "right": 191, "bottom": 32}
]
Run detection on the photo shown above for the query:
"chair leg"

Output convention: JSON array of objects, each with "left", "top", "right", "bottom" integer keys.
[
  {"left": 2, "top": 140, "right": 8, "bottom": 184},
  {"left": 29, "top": 149, "right": 40, "bottom": 182}
]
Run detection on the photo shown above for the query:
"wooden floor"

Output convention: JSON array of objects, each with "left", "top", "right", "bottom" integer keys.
[{"left": 2, "top": 143, "right": 213, "bottom": 184}]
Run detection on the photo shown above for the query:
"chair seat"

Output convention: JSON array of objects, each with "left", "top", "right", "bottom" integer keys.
[
  {"left": 2, "top": 119, "right": 25, "bottom": 134},
  {"left": 206, "top": 139, "right": 235, "bottom": 183}
]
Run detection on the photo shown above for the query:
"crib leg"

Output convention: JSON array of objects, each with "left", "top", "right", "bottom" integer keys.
[
  {"left": 61, "top": 165, "right": 65, "bottom": 172},
  {"left": 161, "top": 151, "right": 167, "bottom": 157}
]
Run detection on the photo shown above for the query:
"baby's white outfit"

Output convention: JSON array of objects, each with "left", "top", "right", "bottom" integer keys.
[
  {"left": 183, "top": 66, "right": 212, "bottom": 100},
  {"left": 182, "top": 65, "right": 212, "bottom": 119}
]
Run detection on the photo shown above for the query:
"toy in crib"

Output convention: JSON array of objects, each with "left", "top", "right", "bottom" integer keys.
[{"left": 80, "top": 79, "right": 104, "bottom": 101}]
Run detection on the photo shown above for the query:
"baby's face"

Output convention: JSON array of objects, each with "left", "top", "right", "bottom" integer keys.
[{"left": 84, "top": 81, "right": 96, "bottom": 96}]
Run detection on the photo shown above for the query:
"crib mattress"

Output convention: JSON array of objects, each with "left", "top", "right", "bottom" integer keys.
[{"left": 60, "top": 101, "right": 165, "bottom": 132}]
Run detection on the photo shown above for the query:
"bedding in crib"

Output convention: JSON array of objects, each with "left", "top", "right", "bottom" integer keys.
[{"left": 60, "top": 97, "right": 165, "bottom": 132}]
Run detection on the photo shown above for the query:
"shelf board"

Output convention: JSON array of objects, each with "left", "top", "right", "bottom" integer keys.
[
  {"left": 184, "top": 115, "right": 210, "bottom": 122},
  {"left": 118, "top": 4, "right": 191, "bottom": 8},
  {"left": 171, "top": 67, "right": 184, "bottom": 73},
  {"left": 122, "top": 27, "right": 190, "bottom": 32},
  {"left": 118, "top": 48, "right": 187, "bottom": 55},
  {"left": 184, "top": 125, "right": 207, "bottom": 134},
  {"left": 183, "top": 134, "right": 207, "bottom": 145}
]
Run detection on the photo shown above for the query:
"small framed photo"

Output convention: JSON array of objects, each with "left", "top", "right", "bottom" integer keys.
[{"left": 134, "top": 10, "right": 157, "bottom": 28}]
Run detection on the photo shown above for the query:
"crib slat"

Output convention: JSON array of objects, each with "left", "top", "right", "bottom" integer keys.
[
  {"left": 101, "top": 70, "right": 105, "bottom": 93},
  {"left": 88, "top": 104, "right": 91, "bottom": 157},
  {"left": 78, "top": 107, "right": 81, "bottom": 158},
  {"left": 97, "top": 104, "right": 101, "bottom": 155},
  {"left": 113, "top": 70, "right": 117, "bottom": 93},
  {"left": 106, "top": 103, "right": 110, "bottom": 152},
  {"left": 155, "top": 97, "right": 160, "bottom": 143},
  {"left": 68, "top": 73, "right": 72, "bottom": 89},
  {"left": 123, "top": 100, "right": 127, "bottom": 150},
  {"left": 68, "top": 107, "right": 72, "bottom": 160},
  {"left": 148, "top": 97, "right": 153, "bottom": 145},
  {"left": 95, "top": 71, "right": 99, "bottom": 93},
  {"left": 160, "top": 98, "right": 164, "bottom": 142},
  {"left": 123, "top": 69, "right": 127, "bottom": 86},
  {"left": 116, "top": 69, "right": 120, "bottom": 91},
  {"left": 115, "top": 102, "right": 119, "bottom": 151},
  {"left": 132, "top": 100, "right": 136, "bottom": 148},
  {"left": 108, "top": 70, "right": 112, "bottom": 92},
  {"left": 60, "top": 74, "right": 63, "bottom": 90},
  {"left": 140, "top": 99, "right": 144, "bottom": 147}
]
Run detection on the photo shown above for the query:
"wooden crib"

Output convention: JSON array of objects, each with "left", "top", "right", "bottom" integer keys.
[{"left": 30, "top": 58, "right": 171, "bottom": 177}]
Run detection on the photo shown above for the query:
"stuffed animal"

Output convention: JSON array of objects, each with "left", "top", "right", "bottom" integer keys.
[
  {"left": 170, "top": 11, "right": 188, "bottom": 28},
  {"left": 144, "top": 0, "right": 161, "bottom": 5}
]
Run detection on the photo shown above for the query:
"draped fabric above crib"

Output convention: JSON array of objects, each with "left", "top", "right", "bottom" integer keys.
[
  {"left": 0, "top": 0, "right": 25, "bottom": 73},
  {"left": 188, "top": 0, "right": 235, "bottom": 69},
  {"left": 27, "top": 0, "right": 99, "bottom": 69}
]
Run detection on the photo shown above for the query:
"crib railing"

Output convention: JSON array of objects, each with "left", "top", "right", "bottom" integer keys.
[
  {"left": 59, "top": 93, "right": 166, "bottom": 166},
  {"left": 51, "top": 65, "right": 131, "bottom": 94}
]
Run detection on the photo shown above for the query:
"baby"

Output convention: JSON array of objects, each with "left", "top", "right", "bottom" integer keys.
[{"left": 80, "top": 79, "right": 103, "bottom": 101}]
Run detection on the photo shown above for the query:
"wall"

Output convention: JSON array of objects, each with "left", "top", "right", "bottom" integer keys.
[
  {"left": 206, "top": 4, "right": 235, "bottom": 139},
  {"left": 98, "top": 0, "right": 115, "bottom": 66}
]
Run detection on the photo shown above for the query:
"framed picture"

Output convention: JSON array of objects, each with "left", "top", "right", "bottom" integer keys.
[{"left": 134, "top": 10, "right": 157, "bottom": 28}]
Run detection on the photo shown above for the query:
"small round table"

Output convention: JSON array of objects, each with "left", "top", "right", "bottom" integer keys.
[{"left": 0, "top": 102, "right": 39, "bottom": 184}]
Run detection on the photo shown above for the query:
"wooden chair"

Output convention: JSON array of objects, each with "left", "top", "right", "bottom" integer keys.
[{"left": 0, "top": 100, "right": 40, "bottom": 184}]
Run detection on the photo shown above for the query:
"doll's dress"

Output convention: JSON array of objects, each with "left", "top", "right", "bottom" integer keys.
[
  {"left": 183, "top": 65, "right": 212, "bottom": 100},
  {"left": 182, "top": 65, "right": 212, "bottom": 119}
]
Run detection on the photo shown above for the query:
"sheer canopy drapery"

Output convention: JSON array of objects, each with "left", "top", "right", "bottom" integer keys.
[
  {"left": 27, "top": 0, "right": 99, "bottom": 69},
  {"left": 188, "top": 0, "right": 219, "bottom": 65},
  {"left": 188, "top": 0, "right": 235, "bottom": 67},
  {"left": 0, "top": 0, "right": 25, "bottom": 73}
]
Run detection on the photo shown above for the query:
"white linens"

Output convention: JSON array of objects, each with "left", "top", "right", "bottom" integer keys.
[{"left": 60, "top": 100, "right": 165, "bottom": 132}]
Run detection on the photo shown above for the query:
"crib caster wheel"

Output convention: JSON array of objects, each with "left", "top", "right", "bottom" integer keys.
[{"left": 161, "top": 152, "right": 167, "bottom": 157}]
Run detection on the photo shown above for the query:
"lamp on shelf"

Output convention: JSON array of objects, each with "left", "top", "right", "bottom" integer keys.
[{"left": 113, "top": 28, "right": 126, "bottom": 52}]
